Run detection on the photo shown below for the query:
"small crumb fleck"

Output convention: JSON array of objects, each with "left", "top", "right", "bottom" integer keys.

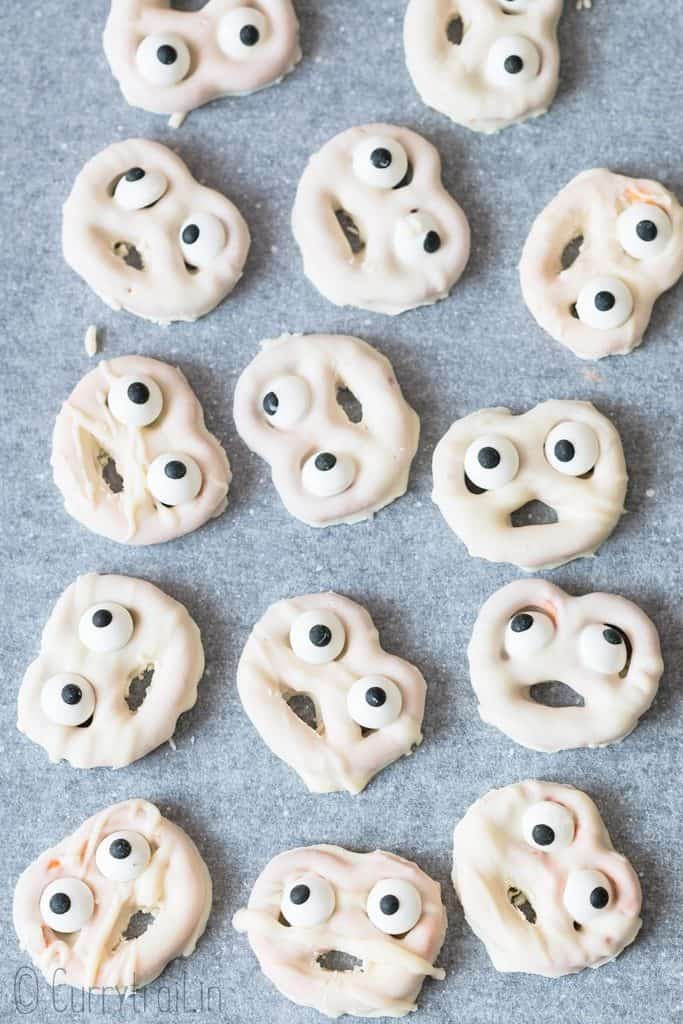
[
  {"left": 84, "top": 324, "right": 98, "bottom": 357},
  {"left": 646, "top": 488, "right": 655, "bottom": 498},
  {"left": 168, "top": 111, "right": 187, "bottom": 130},
  {"left": 168, "top": 737, "right": 177, "bottom": 752},
  {"left": 576, "top": 0, "right": 592, "bottom": 9},
  {"left": 270, "top": 245, "right": 278, "bottom": 254}
]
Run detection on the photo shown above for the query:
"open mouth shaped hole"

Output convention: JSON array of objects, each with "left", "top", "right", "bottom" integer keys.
[
  {"left": 337, "top": 386, "right": 363, "bottom": 423},
  {"left": 125, "top": 666, "right": 154, "bottom": 712},
  {"left": 122, "top": 910, "right": 155, "bottom": 941},
  {"left": 335, "top": 209, "right": 365, "bottom": 255},
  {"left": 113, "top": 241, "right": 145, "bottom": 271},
  {"left": 530, "top": 681, "right": 585, "bottom": 708},
  {"left": 561, "top": 235, "right": 584, "bottom": 270},
  {"left": 317, "top": 951, "right": 364, "bottom": 973},
  {"left": 100, "top": 452, "right": 124, "bottom": 494},
  {"left": 508, "top": 886, "right": 536, "bottom": 925},
  {"left": 447, "top": 15, "right": 464, "bottom": 43},
  {"left": 286, "top": 693, "right": 319, "bottom": 732},
  {"left": 510, "top": 500, "right": 558, "bottom": 528}
]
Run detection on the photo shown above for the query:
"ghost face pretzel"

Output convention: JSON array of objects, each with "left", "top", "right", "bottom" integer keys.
[
  {"left": 17, "top": 574, "right": 204, "bottom": 769},
  {"left": 13, "top": 800, "right": 211, "bottom": 991},
  {"left": 233, "top": 334, "right": 420, "bottom": 527},
  {"left": 291, "top": 123, "right": 471, "bottom": 314},
  {"left": 520, "top": 169, "right": 683, "bottom": 358},
  {"left": 103, "top": 0, "right": 301, "bottom": 117},
  {"left": 404, "top": 0, "right": 563, "bottom": 134},
  {"left": 432, "top": 400, "right": 627, "bottom": 571},
  {"left": 52, "top": 355, "right": 230, "bottom": 545},
  {"left": 452, "top": 781, "right": 642, "bottom": 976},
  {"left": 233, "top": 845, "right": 446, "bottom": 1018},
  {"left": 62, "top": 138, "right": 250, "bottom": 323},
  {"left": 237, "top": 593, "right": 426, "bottom": 794},
  {"left": 468, "top": 579, "right": 663, "bottom": 752}
]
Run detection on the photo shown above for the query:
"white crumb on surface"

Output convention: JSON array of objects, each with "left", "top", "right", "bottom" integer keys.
[
  {"left": 646, "top": 488, "right": 655, "bottom": 497},
  {"left": 168, "top": 737, "right": 177, "bottom": 751},
  {"left": 576, "top": 0, "right": 592, "bottom": 9},
  {"left": 84, "top": 324, "right": 98, "bottom": 357},
  {"left": 168, "top": 111, "right": 187, "bottom": 129}
]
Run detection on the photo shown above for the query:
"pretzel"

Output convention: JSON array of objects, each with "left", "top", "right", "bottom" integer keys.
[
  {"left": 13, "top": 800, "right": 211, "bottom": 991},
  {"left": 52, "top": 355, "right": 231, "bottom": 545},
  {"left": 432, "top": 399, "right": 627, "bottom": 570},
  {"left": 233, "top": 844, "right": 446, "bottom": 1017},
  {"left": 236, "top": 592, "right": 426, "bottom": 794},
  {"left": 520, "top": 168, "right": 683, "bottom": 358},
  {"left": 233, "top": 333, "right": 420, "bottom": 527},
  {"left": 62, "top": 138, "right": 250, "bottom": 323},
  {"left": 291, "top": 123, "right": 470, "bottom": 314},
  {"left": 468, "top": 579, "right": 663, "bottom": 752},
  {"left": 404, "top": 0, "right": 563, "bottom": 133},
  {"left": 103, "top": 0, "right": 300, "bottom": 118},
  {"left": 452, "top": 780, "right": 642, "bottom": 976}
]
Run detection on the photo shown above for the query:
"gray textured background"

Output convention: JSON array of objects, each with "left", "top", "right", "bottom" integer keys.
[{"left": 1, "top": 1, "right": 682, "bottom": 1021}]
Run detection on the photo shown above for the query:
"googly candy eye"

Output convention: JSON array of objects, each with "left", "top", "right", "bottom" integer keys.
[
  {"left": 301, "top": 451, "right": 356, "bottom": 497},
  {"left": 394, "top": 212, "right": 442, "bottom": 264},
  {"left": 464, "top": 435, "right": 519, "bottom": 491},
  {"left": 579, "top": 624, "right": 628, "bottom": 674},
  {"left": 505, "top": 610, "right": 555, "bottom": 657},
  {"left": 352, "top": 136, "right": 409, "bottom": 190},
  {"left": 218, "top": 7, "right": 268, "bottom": 58},
  {"left": 575, "top": 277, "right": 634, "bottom": 330},
  {"left": 486, "top": 36, "right": 540, "bottom": 87},
  {"left": 617, "top": 202, "right": 673, "bottom": 260},
  {"left": 261, "top": 375, "right": 311, "bottom": 429},
  {"left": 108, "top": 375, "right": 163, "bottom": 428},
  {"left": 40, "top": 878, "right": 94, "bottom": 933},
  {"left": 280, "top": 873, "right": 335, "bottom": 927},
  {"left": 114, "top": 167, "right": 168, "bottom": 212},
  {"left": 347, "top": 676, "right": 402, "bottom": 729},
  {"left": 147, "top": 453, "right": 203, "bottom": 506},
  {"left": 180, "top": 214, "right": 226, "bottom": 270},
  {"left": 522, "top": 801, "right": 575, "bottom": 850},
  {"left": 40, "top": 673, "right": 96, "bottom": 727},
  {"left": 290, "top": 609, "right": 346, "bottom": 664},
  {"left": 544, "top": 421, "right": 599, "bottom": 477},
  {"left": 95, "top": 831, "right": 151, "bottom": 882},
  {"left": 367, "top": 879, "right": 422, "bottom": 935},
  {"left": 136, "top": 33, "right": 191, "bottom": 87},
  {"left": 563, "top": 869, "right": 612, "bottom": 925},
  {"left": 79, "top": 603, "right": 134, "bottom": 653}
]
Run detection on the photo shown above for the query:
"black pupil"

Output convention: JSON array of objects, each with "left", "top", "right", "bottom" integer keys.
[
  {"left": 125, "top": 167, "right": 145, "bottom": 182},
  {"left": 379, "top": 894, "right": 400, "bottom": 916},
  {"left": 263, "top": 392, "right": 279, "bottom": 416},
  {"left": 603, "top": 627, "right": 623, "bottom": 645},
  {"left": 590, "top": 886, "right": 609, "bottom": 909},
  {"left": 315, "top": 452, "right": 337, "bottom": 472},
  {"left": 636, "top": 219, "right": 657, "bottom": 242},
  {"left": 423, "top": 230, "right": 441, "bottom": 253},
  {"left": 309, "top": 624, "right": 332, "bottom": 647},
  {"left": 365, "top": 686, "right": 386, "bottom": 707},
  {"left": 127, "top": 381, "right": 150, "bottom": 405},
  {"left": 92, "top": 609, "right": 113, "bottom": 628},
  {"left": 165, "top": 460, "right": 187, "bottom": 479},
  {"left": 531, "top": 824, "right": 555, "bottom": 846},
  {"left": 504, "top": 55, "right": 524, "bottom": 74},
  {"left": 240, "top": 24, "right": 260, "bottom": 46},
  {"left": 370, "top": 147, "right": 392, "bottom": 169},
  {"left": 478, "top": 446, "right": 500, "bottom": 469},
  {"left": 49, "top": 893, "right": 71, "bottom": 915},
  {"left": 511, "top": 612, "right": 533, "bottom": 633},
  {"left": 595, "top": 290, "right": 615, "bottom": 311},
  {"left": 61, "top": 684, "right": 82, "bottom": 705},
  {"left": 554, "top": 439, "right": 575, "bottom": 462},
  {"left": 182, "top": 224, "right": 200, "bottom": 245},
  {"left": 110, "top": 838, "right": 132, "bottom": 860},
  {"left": 290, "top": 884, "right": 310, "bottom": 905},
  {"left": 156, "top": 44, "right": 177, "bottom": 65}
]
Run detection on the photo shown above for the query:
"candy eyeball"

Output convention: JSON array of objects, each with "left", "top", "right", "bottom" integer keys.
[
  {"left": 79, "top": 603, "right": 134, "bottom": 653},
  {"left": 41, "top": 673, "right": 96, "bottom": 727},
  {"left": 218, "top": 7, "right": 268, "bottom": 58},
  {"left": 486, "top": 36, "right": 540, "bottom": 87},
  {"left": 114, "top": 167, "right": 168, "bottom": 211},
  {"left": 505, "top": 610, "right": 555, "bottom": 657},
  {"left": 180, "top": 214, "right": 226, "bottom": 270},
  {"left": 579, "top": 624, "right": 628, "bottom": 675},
  {"left": 95, "top": 831, "right": 151, "bottom": 882},
  {"left": 544, "top": 421, "right": 600, "bottom": 477},
  {"left": 464, "top": 435, "right": 519, "bottom": 491},
  {"left": 522, "top": 800, "right": 575, "bottom": 850},
  {"left": 394, "top": 212, "right": 442, "bottom": 264},
  {"left": 563, "top": 868, "right": 612, "bottom": 925},
  {"left": 147, "top": 453, "right": 202, "bottom": 506},
  {"left": 301, "top": 451, "right": 356, "bottom": 497},
  {"left": 347, "top": 676, "right": 402, "bottom": 730},
  {"left": 352, "top": 136, "right": 409, "bottom": 190},
  {"left": 261, "top": 375, "right": 311, "bottom": 429},
  {"left": 108, "top": 374, "right": 163, "bottom": 428},
  {"left": 40, "top": 878, "right": 94, "bottom": 933},
  {"left": 136, "top": 33, "right": 191, "bottom": 87},
  {"left": 290, "top": 609, "right": 346, "bottom": 664},
  {"left": 575, "top": 277, "right": 634, "bottom": 330},
  {"left": 280, "top": 873, "right": 335, "bottom": 927},
  {"left": 367, "top": 879, "right": 422, "bottom": 936},
  {"left": 617, "top": 202, "right": 673, "bottom": 260}
]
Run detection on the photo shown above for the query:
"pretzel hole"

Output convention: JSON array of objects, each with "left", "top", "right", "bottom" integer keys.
[
  {"left": 530, "top": 681, "right": 585, "bottom": 708},
  {"left": 335, "top": 209, "right": 365, "bottom": 255},
  {"left": 317, "top": 951, "right": 364, "bottom": 973},
  {"left": 171, "top": 0, "right": 207, "bottom": 9},
  {"left": 464, "top": 473, "right": 486, "bottom": 495},
  {"left": 607, "top": 624, "right": 633, "bottom": 677},
  {"left": 337, "top": 387, "right": 363, "bottom": 423},
  {"left": 508, "top": 886, "right": 536, "bottom": 925},
  {"left": 570, "top": 303, "right": 579, "bottom": 319},
  {"left": 561, "top": 235, "right": 584, "bottom": 270},
  {"left": 99, "top": 451, "right": 124, "bottom": 494},
  {"left": 122, "top": 910, "right": 155, "bottom": 941},
  {"left": 510, "top": 500, "right": 558, "bottom": 528},
  {"left": 393, "top": 163, "right": 414, "bottom": 190},
  {"left": 113, "top": 241, "right": 145, "bottom": 271},
  {"left": 126, "top": 665, "right": 154, "bottom": 712},
  {"left": 447, "top": 16, "right": 464, "bottom": 44},
  {"left": 286, "top": 693, "right": 319, "bottom": 732}
]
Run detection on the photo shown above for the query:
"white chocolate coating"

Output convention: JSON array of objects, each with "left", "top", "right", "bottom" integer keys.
[
  {"left": 104, "top": 0, "right": 301, "bottom": 116},
  {"left": 237, "top": 593, "right": 426, "bottom": 794},
  {"left": 233, "top": 334, "right": 420, "bottom": 527},
  {"left": 520, "top": 168, "right": 683, "bottom": 358},
  {"left": 13, "top": 800, "right": 211, "bottom": 991},
  {"left": 432, "top": 399, "right": 627, "bottom": 571},
  {"left": 18, "top": 574, "right": 204, "bottom": 769},
  {"left": 404, "top": 0, "right": 563, "bottom": 134},
  {"left": 62, "top": 139, "right": 250, "bottom": 324},
  {"left": 452, "top": 781, "right": 642, "bottom": 976},
  {"left": 52, "top": 355, "right": 230, "bottom": 546},
  {"left": 468, "top": 580, "right": 663, "bottom": 752},
  {"left": 291, "top": 124, "right": 470, "bottom": 314},
  {"left": 233, "top": 845, "right": 446, "bottom": 1017}
]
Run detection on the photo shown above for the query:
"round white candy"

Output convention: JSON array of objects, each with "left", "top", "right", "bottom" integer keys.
[
  {"left": 576, "top": 276, "right": 634, "bottom": 329},
  {"left": 505, "top": 610, "right": 555, "bottom": 657},
  {"left": 544, "top": 421, "right": 600, "bottom": 477},
  {"left": 522, "top": 800, "right": 575, "bottom": 850},
  {"left": 579, "top": 623, "right": 628, "bottom": 675},
  {"left": 114, "top": 167, "right": 168, "bottom": 211},
  {"left": 352, "top": 136, "right": 409, "bottom": 190},
  {"left": 40, "top": 878, "right": 94, "bottom": 933},
  {"left": 617, "top": 202, "right": 673, "bottom": 260},
  {"left": 95, "top": 830, "right": 151, "bottom": 882},
  {"left": 394, "top": 212, "right": 442, "bottom": 264},
  {"left": 41, "top": 673, "right": 96, "bottom": 727},
  {"left": 367, "top": 878, "right": 422, "bottom": 935},
  {"left": 563, "top": 868, "right": 612, "bottom": 924},
  {"left": 464, "top": 435, "right": 519, "bottom": 491},
  {"left": 136, "top": 33, "right": 191, "bottom": 87},
  {"left": 218, "top": 7, "right": 268, "bottom": 59},
  {"left": 280, "top": 873, "right": 335, "bottom": 927},
  {"left": 290, "top": 609, "right": 346, "bottom": 665},
  {"left": 347, "top": 676, "right": 402, "bottom": 729},
  {"left": 108, "top": 374, "right": 163, "bottom": 428},
  {"left": 147, "top": 453, "right": 202, "bottom": 506},
  {"left": 486, "top": 35, "right": 540, "bottom": 87},
  {"left": 301, "top": 451, "right": 355, "bottom": 498},
  {"left": 180, "top": 214, "right": 226, "bottom": 270},
  {"left": 261, "top": 375, "right": 311, "bottom": 429},
  {"left": 79, "top": 603, "right": 134, "bottom": 653}
]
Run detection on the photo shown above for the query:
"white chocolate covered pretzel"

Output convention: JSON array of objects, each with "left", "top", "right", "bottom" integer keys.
[
  {"left": 52, "top": 355, "right": 230, "bottom": 545},
  {"left": 452, "top": 780, "right": 642, "bottom": 976},
  {"left": 292, "top": 124, "right": 470, "bottom": 314},
  {"left": 233, "top": 334, "right": 420, "bottom": 527},
  {"left": 63, "top": 139, "right": 250, "bottom": 323},
  {"left": 13, "top": 800, "right": 211, "bottom": 991},
  {"left": 104, "top": 0, "right": 300, "bottom": 117},
  {"left": 233, "top": 844, "right": 446, "bottom": 1017},
  {"left": 432, "top": 399, "right": 627, "bottom": 570},
  {"left": 520, "top": 168, "right": 683, "bottom": 358},
  {"left": 237, "top": 593, "right": 426, "bottom": 794},
  {"left": 404, "top": 0, "right": 563, "bottom": 133},
  {"left": 468, "top": 580, "right": 663, "bottom": 752}
]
